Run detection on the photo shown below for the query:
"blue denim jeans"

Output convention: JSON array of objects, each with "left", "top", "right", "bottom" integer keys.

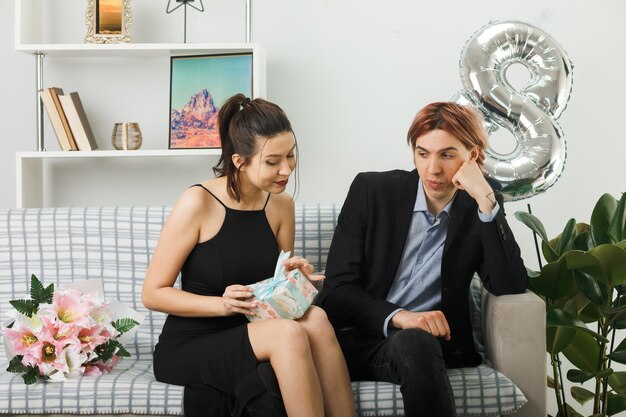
[{"left": 336, "top": 327, "right": 457, "bottom": 417}]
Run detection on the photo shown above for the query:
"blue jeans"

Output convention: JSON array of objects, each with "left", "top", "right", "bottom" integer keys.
[{"left": 336, "top": 327, "right": 457, "bottom": 417}]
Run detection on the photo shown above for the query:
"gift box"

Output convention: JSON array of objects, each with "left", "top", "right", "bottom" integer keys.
[{"left": 247, "top": 252, "right": 319, "bottom": 322}]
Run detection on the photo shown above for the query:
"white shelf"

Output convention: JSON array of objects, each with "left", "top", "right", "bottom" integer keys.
[
  {"left": 17, "top": 149, "right": 222, "bottom": 159},
  {"left": 16, "top": 150, "right": 223, "bottom": 208},
  {"left": 15, "top": 42, "right": 263, "bottom": 58}
]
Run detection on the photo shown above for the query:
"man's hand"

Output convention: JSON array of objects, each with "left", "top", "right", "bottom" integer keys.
[
  {"left": 390, "top": 310, "right": 451, "bottom": 341},
  {"left": 452, "top": 160, "right": 496, "bottom": 214}
]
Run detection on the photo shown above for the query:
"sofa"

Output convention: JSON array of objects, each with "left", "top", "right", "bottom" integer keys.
[{"left": 0, "top": 205, "right": 546, "bottom": 417}]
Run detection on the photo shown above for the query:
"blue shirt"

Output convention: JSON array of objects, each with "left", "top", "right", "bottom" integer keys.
[{"left": 383, "top": 179, "right": 499, "bottom": 336}]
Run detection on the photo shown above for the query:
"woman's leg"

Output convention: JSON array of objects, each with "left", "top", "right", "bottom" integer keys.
[
  {"left": 247, "top": 319, "right": 324, "bottom": 417},
  {"left": 297, "top": 306, "right": 357, "bottom": 417}
]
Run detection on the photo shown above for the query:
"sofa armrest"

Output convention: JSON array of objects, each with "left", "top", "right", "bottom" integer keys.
[{"left": 483, "top": 291, "right": 546, "bottom": 417}]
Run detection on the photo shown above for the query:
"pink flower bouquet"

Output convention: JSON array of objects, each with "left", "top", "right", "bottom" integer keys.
[{"left": 1, "top": 275, "right": 140, "bottom": 384}]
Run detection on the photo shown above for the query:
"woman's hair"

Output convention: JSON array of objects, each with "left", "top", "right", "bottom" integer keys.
[
  {"left": 213, "top": 93, "right": 294, "bottom": 201},
  {"left": 407, "top": 102, "right": 488, "bottom": 165}
]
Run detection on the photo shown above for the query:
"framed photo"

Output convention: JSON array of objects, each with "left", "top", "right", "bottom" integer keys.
[
  {"left": 169, "top": 53, "right": 253, "bottom": 149},
  {"left": 85, "top": 0, "right": 132, "bottom": 44}
]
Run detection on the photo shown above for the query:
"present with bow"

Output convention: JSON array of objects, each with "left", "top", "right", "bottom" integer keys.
[{"left": 247, "top": 251, "right": 319, "bottom": 322}]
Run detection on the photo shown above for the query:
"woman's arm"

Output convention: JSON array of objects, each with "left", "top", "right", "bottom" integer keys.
[
  {"left": 141, "top": 187, "right": 255, "bottom": 317},
  {"left": 269, "top": 192, "right": 295, "bottom": 252}
]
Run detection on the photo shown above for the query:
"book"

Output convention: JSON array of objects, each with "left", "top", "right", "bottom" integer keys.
[
  {"left": 59, "top": 92, "right": 98, "bottom": 151},
  {"left": 39, "top": 88, "right": 74, "bottom": 151},
  {"left": 47, "top": 87, "right": 78, "bottom": 150}
]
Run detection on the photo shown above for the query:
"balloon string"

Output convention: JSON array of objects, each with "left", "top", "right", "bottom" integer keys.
[{"left": 527, "top": 203, "right": 543, "bottom": 270}]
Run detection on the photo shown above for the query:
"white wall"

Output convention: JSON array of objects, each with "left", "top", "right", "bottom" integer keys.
[{"left": 1, "top": 1, "right": 625, "bottom": 413}]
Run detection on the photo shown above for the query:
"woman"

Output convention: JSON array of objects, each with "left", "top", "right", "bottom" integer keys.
[{"left": 142, "top": 94, "right": 355, "bottom": 417}]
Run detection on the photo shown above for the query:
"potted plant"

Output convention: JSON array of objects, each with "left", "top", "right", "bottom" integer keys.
[{"left": 515, "top": 192, "right": 626, "bottom": 417}]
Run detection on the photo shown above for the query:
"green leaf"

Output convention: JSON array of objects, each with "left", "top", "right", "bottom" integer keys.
[
  {"left": 114, "top": 342, "right": 131, "bottom": 358},
  {"left": 567, "top": 368, "right": 613, "bottom": 383},
  {"left": 591, "top": 193, "right": 618, "bottom": 245},
  {"left": 530, "top": 258, "right": 576, "bottom": 300},
  {"left": 574, "top": 269, "right": 606, "bottom": 305},
  {"left": 557, "top": 218, "right": 578, "bottom": 256},
  {"left": 515, "top": 211, "right": 559, "bottom": 261},
  {"left": 609, "top": 372, "right": 626, "bottom": 394},
  {"left": 608, "top": 192, "right": 626, "bottom": 243},
  {"left": 609, "top": 339, "right": 626, "bottom": 366},
  {"left": 570, "top": 386, "right": 595, "bottom": 406},
  {"left": 547, "top": 308, "right": 608, "bottom": 343},
  {"left": 600, "top": 303, "right": 626, "bottom": 326},
  {"left": 563, "top": 331, "right": 602, "bottom": 372},
  {"left": 608, "top": 392, "right": 626, "bottom": 415},
  {"left": 547, "top": 325, "right": 576, "bottom": 354},
  {"left": 94, "top": 341, "right": 117, "bottom": 362},
  {"left": 614, "top": 317, "right": 626, "bottom": 329},
  {"left": 29, "top": 274, "right": 53, "bottom": 305},
  {"left": 112, "top": 318, "right": 139, "bottom": 335},
  {"left": 6, "top": 356, "right": 28, "bottom": 374},
  {"left": 9, "top": 299, "right": 38, "bottom": 317},
  {"left": 567, "top": 245, "right": 626, "bottom": 287},
  {"left": 578, "top": 301, "right": 601, "bottom": 323},
  {"left": 22, "top": 367, "right": 40, "bottom": 385}
]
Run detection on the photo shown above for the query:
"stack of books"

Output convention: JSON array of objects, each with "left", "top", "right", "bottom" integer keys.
[{"left": 39, "top": 87, "right": 99, "bottom": 151}]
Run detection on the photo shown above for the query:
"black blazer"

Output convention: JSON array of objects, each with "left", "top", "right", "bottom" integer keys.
[{"left": 317, "top": 169, "right": 527, "bottom": 367}]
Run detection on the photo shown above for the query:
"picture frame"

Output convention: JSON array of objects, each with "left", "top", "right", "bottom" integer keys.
[
  {"left": 85, "top": 0, "right": 132, "bottom": 44},
  {"left": 169, "top": 53, "right": 253, "bottom": 149}
]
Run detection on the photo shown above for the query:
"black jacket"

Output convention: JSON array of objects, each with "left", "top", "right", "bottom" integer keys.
[{"left": 317, "top": 169, "right": 527, "bottom": 367}]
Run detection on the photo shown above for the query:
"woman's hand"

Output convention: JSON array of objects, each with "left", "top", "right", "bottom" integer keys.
[
  {"left": 222, "top": 284, "right": 258, "bottom": 316},
  {"left": 283, "top": 256, "right": 325, "bottom": 285}
]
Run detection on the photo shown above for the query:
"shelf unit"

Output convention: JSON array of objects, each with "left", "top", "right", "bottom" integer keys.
[
  {"left": 14, "top": 0, "right": 266, "bottom": 208},
  {"left": 16, "top": 150, "right": 222, "bottom": 208}
]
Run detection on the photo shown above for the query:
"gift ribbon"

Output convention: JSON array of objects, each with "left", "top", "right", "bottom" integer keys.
[{"left": 253, "top": 279, "right": 285, "bottom": 299}]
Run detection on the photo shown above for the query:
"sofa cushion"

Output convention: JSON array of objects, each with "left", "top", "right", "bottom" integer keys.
[{"left": 0, "top": 363, "right": 526, "bottom": 416}]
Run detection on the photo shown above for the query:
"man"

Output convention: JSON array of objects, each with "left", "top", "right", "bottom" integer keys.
[{"left": 317, "top": 102, "right": 527, "bottom": 417}]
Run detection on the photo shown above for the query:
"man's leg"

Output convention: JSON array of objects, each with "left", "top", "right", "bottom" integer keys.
[{"left": 337, "top": 327, "right": 456, "bottom": 417}]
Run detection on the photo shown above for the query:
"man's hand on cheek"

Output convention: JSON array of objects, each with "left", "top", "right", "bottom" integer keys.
[{"left": 452, "top": 161, "right": 497, "bottom": 214}]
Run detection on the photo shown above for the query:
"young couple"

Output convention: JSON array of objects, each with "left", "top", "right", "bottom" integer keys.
[{"left": 142, "top": 94, "right": 527, "bottom": 417}]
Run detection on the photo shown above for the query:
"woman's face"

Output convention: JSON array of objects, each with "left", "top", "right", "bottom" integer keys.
[
  {"left": 413, "top": 129, "right": 477, "bottom": 205},
  {"left": 241, "top": 131, "right": 297, "bottom": 194}
]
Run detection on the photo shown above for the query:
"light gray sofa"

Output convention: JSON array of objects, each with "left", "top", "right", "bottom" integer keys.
[{"left": 0, "top": 205, "right": 545, "bottom": 417}]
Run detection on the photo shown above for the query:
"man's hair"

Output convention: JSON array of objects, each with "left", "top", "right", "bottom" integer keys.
[{"left": 407, "top": 102, "right": 488, "bottom": 166}]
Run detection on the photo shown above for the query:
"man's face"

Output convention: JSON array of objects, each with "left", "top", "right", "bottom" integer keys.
[{"left": 413, "top": 129, "right": 476, "bottom": 205}]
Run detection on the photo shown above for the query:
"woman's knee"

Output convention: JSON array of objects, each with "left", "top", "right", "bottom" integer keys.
[
  {"left": 249, "top": 319, "right": 309, "bottom": 359},
  {"left": 299, "top": 306, "right": 336, "bottom": 341},
  {"left": 272, "top": 319, "right": 311, "bottom": 352}
]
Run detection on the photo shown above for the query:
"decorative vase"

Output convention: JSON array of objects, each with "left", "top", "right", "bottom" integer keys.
[{"left": 112, "top": 122, "right": 142, "bottom": 150}]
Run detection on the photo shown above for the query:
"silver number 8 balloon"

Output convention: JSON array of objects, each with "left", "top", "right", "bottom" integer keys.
[{"left": 456, "top": 21, "right": 574, "bottom": 201}]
